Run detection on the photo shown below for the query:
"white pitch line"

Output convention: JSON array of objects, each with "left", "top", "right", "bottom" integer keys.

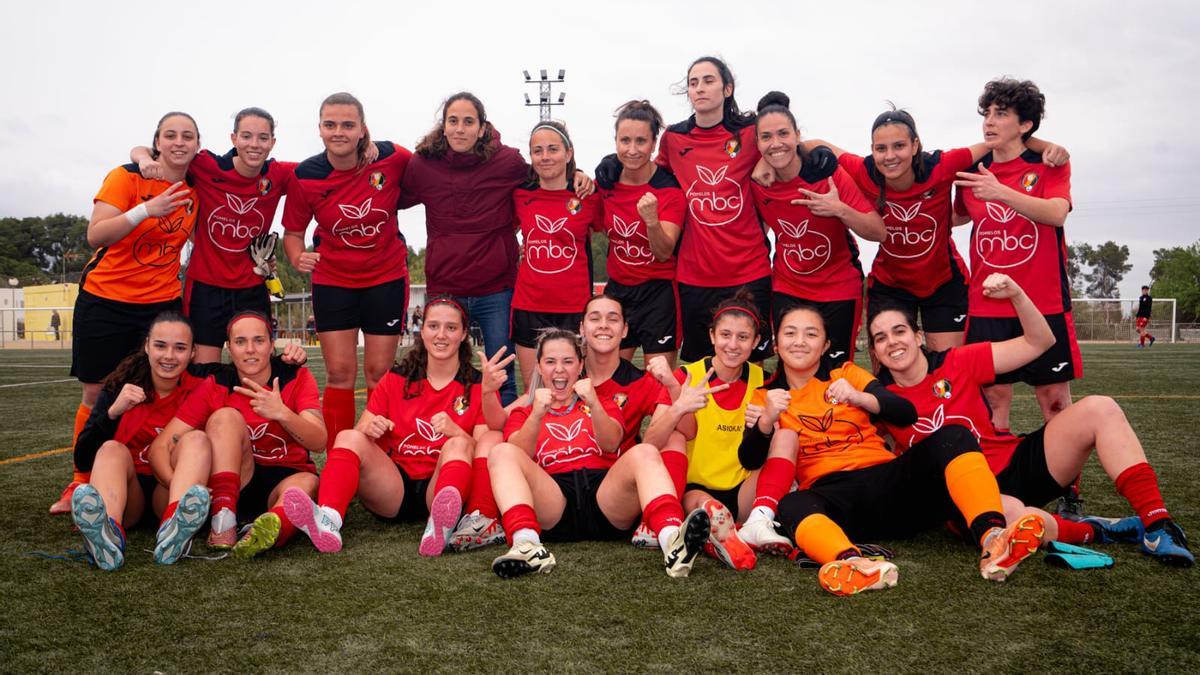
[
  {"left": 0, "top": 378, "right": 76, "bottom": 389},
  {"left": 0, "top": 364, "right": 69, "bottom": 368}
]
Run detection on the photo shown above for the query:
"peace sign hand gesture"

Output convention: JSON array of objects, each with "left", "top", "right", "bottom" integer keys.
[
  {"left": 479, "top": 346, "right": 516, "bottom": 395},
  {"left": 791, "top": 177, "right": 845, "bottom": 218},
  {"left": 671, "top": 367, "right": 731, "bottom": 416},
  {"left": 233, "top": 377, "right": 289, "bottom": 422}
]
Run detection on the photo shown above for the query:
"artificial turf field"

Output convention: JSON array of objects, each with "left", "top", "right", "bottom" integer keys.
[{"left": 0, "top": 344, "right": 1197, "bottom": 673}]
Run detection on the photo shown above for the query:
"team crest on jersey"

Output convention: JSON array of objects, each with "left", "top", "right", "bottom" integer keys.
[
  {"left": 612, "top": 393, "right": 628, "bottom": 409},
  {"left": 724, "top": 138, "right": 741, "bottom": 158},
  {"left": 566, "top": 197, "right": 582, "bottom": 215},
  {"left": 932, "top": 378, "right": 952, "bottom": 399},
  {"left": 580, "top": 403, "right": 591, "bottom": 415},
  {"left": 921, "top": 188, "right": 935, "bottom": 200},
  {"left": 258, "top": 177, "right": 272, "bottom": 196},
  {"left": 1021, "top": 172, "right": 1039, "bottom": 192},
  {"left": 369, "top": 172, "right": 386, "bottom": 191},
  {"left": 453, "top": 395, "right": 468, "bottom": 416}
]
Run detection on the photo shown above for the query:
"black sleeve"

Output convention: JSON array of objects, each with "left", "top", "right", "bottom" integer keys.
[
  {"left": 73, "top": 389, "right": 121, "bottom": 473},
  {"left": 187, "top": 362, "right": 226, "bottom": 378},
  {"left": 865, "top": 380, "right": 917, "bottom": 427},
  {"left": 738, "top": 424, "right": 773, "bottom": 471},
  {"left": 594, "top": 153, "right": 622, "bottom": 190}
]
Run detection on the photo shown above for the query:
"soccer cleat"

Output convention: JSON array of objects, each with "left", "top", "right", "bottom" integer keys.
[
  {"left": 1148, "top": 336, "right": 1156, "bottom": 347},
  {"left": 738, "top": 515, "right": 794, "bottom": 556},
  {"left": 703, "top": 500, "right": 757, "bottom": 570},
  {"left": 50, "top": 480, "right": 84, "bottom": 515},
  {"left": 818, "top": 557, "right": 899, "bottom": 596},
  {"left": 1078, "top": 514, "right": 1143, "bottom": 544},
  {"left": 282, "top": 487, "right": 343, "bottom": 553},
  {"left": 663, "top": 508, "right": 711, "bottom": 578},
  {"left": 71, "top": 484, "right": 125, "bottom": 571},
  {"left": 1141, "top": 520, "right": 1194, "bottom": 567},
  {"left": 492, "top": 541, "right": 556, "bottom": 579},
  {"left": 207, "top": 507, "right": 238, "bottom": 549},
  {"left": 980, "top": 513, "right": 1046, "bottom": 581},
  {"left": 419, "top": 486, "right": 462, "bottom": 557},
  {"left": 448, "top": 510, "right": 506, "bottom": 551},
  {"left": 233, "top": 511, "right": 282, "bottom": 559},
  {"left": 154, "top": 485, "right": 211, "bottom": 565},
  {"left": 631, "top": 522, "right": 660, "bottom": 550}
]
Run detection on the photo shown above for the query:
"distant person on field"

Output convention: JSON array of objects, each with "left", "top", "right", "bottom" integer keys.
[
  {"left": 1136, "top": 285, "right": 1156, "bottom": 348},
  {"left": 50, "top": 310, "right": 61, "bottom": 341}
]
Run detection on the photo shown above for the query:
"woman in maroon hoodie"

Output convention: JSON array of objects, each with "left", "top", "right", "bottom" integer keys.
[{"left": 400, "top": 92, "right": 593, "bottom": 405}]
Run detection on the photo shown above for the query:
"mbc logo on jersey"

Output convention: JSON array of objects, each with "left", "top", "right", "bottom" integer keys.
[
  {"left": 333, "top": 198, "right": 388, "bottom": 249},
  {"left": 609, "top": 214, "right": 654, "bottom": 266},
  {"left": 776, "top": 219, "right": 831, "bottom": 275},
  {"left": 882, "top": 202, "right": 938, "bottom": 259},
  {"left": 687, "top": 164, "right": 743, "bottom": 227},
  {"left": 134, "top": 213, "right": 188, "bottom": 267},
  {"left": 396, "top": 418, "right": 445, "bottom": 457},
  {"left": 248, "top": 422, "right": 289, "bottom": 460},
  {"left": 975, "top": 202, "right": 1037, "bottom": 268},
  {"left": 525, "top": 214, "right": 577, "bottom": 274},
  {"left": 538, "top": 418, "right": 600, "bottom": 468},
  {"left": 208, "top": 194, "right": 265, "bottom": 252}
]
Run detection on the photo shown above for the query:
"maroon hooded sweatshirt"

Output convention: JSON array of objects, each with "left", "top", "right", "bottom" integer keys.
[{"left": 399, "top": 131, "right": 529, "bottom": 296}]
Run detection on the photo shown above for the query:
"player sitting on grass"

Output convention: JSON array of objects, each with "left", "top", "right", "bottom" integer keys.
[
  {"left": 739, "top": 303, "right": 1046, "bottom": 596},
  {"left": 282, "top": 296, "right": 509, "bottom": 556},
  {"left": 152, "top": 311, "right": 326, "bottom": 559},
  {"left": 487, "top": 329, "right": 709, "bottom": 579},
  {"left": 870, "top": 274, "right": 1193, "bottom": 567}
]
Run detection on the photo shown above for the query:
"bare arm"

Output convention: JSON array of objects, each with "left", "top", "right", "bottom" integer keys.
[{"left": 983, "top": 274, "right": 1056, "bottom": 375}]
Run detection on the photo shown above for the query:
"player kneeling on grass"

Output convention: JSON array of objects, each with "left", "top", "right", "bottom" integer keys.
[
  {"left": 153, "top": 311, "right": 326, "bottom": 559},
  {"left": 488, "top": 329, "right": 709, "bottom": 579},
  {"left": 283, "top": 296, "right": 510, "bottom": 556},
  {"left": 739, "top": 304, "right": 1045, "bottom": 596},
  {"left": 871, "top": 274, "right": 1193, "bottom": 567}
]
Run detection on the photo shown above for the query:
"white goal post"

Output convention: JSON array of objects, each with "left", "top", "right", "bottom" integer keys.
[{"left": 1070, "top": 297, "right": 1176, "bottom": 343}]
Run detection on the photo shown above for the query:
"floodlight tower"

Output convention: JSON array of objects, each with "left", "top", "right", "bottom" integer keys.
[{"left": 523, "top": 69, "right": 566, "bottom": 121}]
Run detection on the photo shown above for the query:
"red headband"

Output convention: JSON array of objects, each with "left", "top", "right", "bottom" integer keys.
[
  {"left": 227, "top": 310, "right": 274, "bottom": 339},
  {"left": 713, "top": 305, "right": 760, "bottom": 324},
  {"left": 426, "top": 296, "right": 468, "bottom": 321}
]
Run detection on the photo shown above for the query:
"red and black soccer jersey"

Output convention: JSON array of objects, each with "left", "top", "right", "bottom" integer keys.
[
  {"left": 955, "top": 151, "right": 1072, "bottom": 317},
  {"left": 750, "top": 155, "right": 871, "bottom": 302},
  {"left": 876, "top": 343, "right": 1019, "bottom": 475},
  {"left": 176, "top": 363, "right": 321, "bottom": 472},
  {"left": 596, "top": 169, "right": 686, "bottom": 285},
  {"left": 840, "top": 149, "right": 972, "bottom": 297},
  {"left": 366, "top": 371, "right": 492, "bottom": 480},
  {"left": 187, "top": 149, "right": 296, "bottom": 289},
  {"left": 592, "top": 359, "right": 665, "bottom": 452},
  {"left": 82, "top": 164, "right": 197, "bottom": 304},
  {"left": 75, "top": 372, "right": 208, "bottom": 476},
  {"left": 511, "top": 186, "right": 602, "bottom": 313},
  {"left": 503, "top": 397, "right": 624, "bottom": 474},
  {"left": 655, "top": 119, "right": 770, "bottom": 287},
  {"left": 282, "top": 141, "right": 411, "bottom": 289}
]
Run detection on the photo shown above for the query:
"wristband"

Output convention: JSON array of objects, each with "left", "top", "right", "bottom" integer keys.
[{"left": 125, "top": 203, "right": 149, "bottom": 226}]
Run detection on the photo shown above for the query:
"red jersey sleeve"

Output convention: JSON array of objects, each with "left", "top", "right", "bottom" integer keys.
[
  {"left": 174, "top": 377, "right": 222, "bottom": 429},
  {"left": 654, "top": 132, "right": 672, "bottom": 171},
  {"left": 503, "top": 406, "right": 532, "bottom": 441},
  {"left": 281, "top": 170, "right": 315, "bottom": 234},
  {"left": 658, "top": 185, "right": 686, "bottom": 226},
  {"left": 292, "top": 369, "right": 321, "bottom": 414},
  {"left": 837, "top": 152, "right": 867, "bottom": 182},
  {"left": 1040, "top": 161, "right": 1072, "bottom": 205},
  {"left": 833, "top": 167, "right": 873, "bottom": 214},
  {"left": 937, "top": 147, "right": 976, "bottom": 178},
  {"left": 947, "top": 343, "right": 997, "bottom": 387},
  {"left": 366, "top": 372, "right": 398, "bottom": 417}
]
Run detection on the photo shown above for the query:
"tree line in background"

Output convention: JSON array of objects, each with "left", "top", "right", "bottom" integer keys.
[{"left": 1, "top": 214, "right": 1192, "bottom": 322}]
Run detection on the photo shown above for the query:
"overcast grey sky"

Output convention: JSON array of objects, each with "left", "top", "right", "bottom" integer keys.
[{"left": 2, "top": 0, "right": 1196, "bottom": 298}]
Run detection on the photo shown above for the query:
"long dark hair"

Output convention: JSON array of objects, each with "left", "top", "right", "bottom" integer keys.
[
  {"left": 391, "top": 295, "right": 480, "bottom": 403},
  {"left": 102, "top": 312, "right": 194, "bottom": 395},
  {"left": 869, "top": 104, "right": 933, "bottom": 214},
  {"left": 415, "top": 92, "right": 497, "bottom": 161},
  {"left": 755, "top": 91, "right": 811, "bottom": 166},
  {"left": 677, "top": 56, "right": 755, "bottom": 130}
]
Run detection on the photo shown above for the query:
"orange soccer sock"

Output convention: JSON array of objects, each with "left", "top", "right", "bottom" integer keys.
[
  {"left": 793, "top": 514, "right": 858, "bottom": 565},
  {"left": 72, "top": 404, "right": 92, "bottom": 483},
  {"left": 943, "top": 453, "right": 1007, "bottom": 545}
]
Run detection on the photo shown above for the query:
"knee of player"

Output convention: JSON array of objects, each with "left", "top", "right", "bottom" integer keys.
[
  {"left": 176, "top": 429, "right": 212, "bottom": 453},
  {"left": 777, "top": 490, "right": 830, "bottom": 525},
  {"left": 292, "top": 471, "right": 320, "bottom": 494},
  {"left": 333, "top": 429, "right": 370, "bottom": 455},
  {"left": 929, "top": 424, "right": 980, "bottom": 457},
  {"left": 624, "top": 443, "right": 662, "bottom": 467},
  {"left": 487, "top": 442, "right": 523, "bottom": 468},
  {"left": 96, "top": 440, "right": 132, "bottom": 464},
  {"left": 441, "top": 434, "right": 473, "bottom": 460},
  {"left": 1076, "top": 395, "right": 1123, "bottom": 421},
  {"left": 206, "top": 407, "right": 247, "bottom": 434}
]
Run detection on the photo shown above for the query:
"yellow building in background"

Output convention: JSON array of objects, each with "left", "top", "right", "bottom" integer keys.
[{"left": 24, "top": 283, "right": 77, "bottom": 342}]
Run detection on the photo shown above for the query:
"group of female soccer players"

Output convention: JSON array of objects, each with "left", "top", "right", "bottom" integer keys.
[{"left": 57, "top": 55, "right": 1193, "bottom": 594}]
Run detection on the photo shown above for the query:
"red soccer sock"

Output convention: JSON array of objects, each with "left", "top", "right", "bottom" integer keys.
[
  {"left": 317, "top": 447, "right": 361, "bottom": 519},
  {"left": 464, "top": 457, "right": 499, "bottom": 518},
  {"left": 434, "top": 459, "right": 471, "bottom": 498},
  {"left": 661, "top": 450, "right": 689, "bottom": 499},
  {"left": 643, "top": 493, "right": 684, "bottom": 533},
  {"left": 321, "top": 386, "right": 356, "bottom": 444},
  {"left": 1139, "top": 333, "right": 1147, "bottom": 346},
  {"left": 1115, "top": 462, "right": 1171, "bottom": 528},
  {"left": 1053, "top": 514, "right": 1096, "bottom": 544},
  {"left": 500, "top": 503, "right": 540, "bottom": 545},
  {"left": 160, "top": 500, "right": 179, "bottom": 527},
  {"left": 270, "top": 504, "right": 296, "bottom": 548},
  {"left": 752, "top": 457, "right": 796, "bottom": 513},
  {"left": 208, "top": 471, "right": 241, "bottom": 518}
]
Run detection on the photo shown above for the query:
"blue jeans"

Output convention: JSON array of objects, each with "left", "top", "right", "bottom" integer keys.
[{"left": 454, "top": 288, "right": 518, "bottom": 405}]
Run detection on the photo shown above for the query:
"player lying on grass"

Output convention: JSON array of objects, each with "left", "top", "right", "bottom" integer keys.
[
  {"left": 152, "top": 311, "right": 325, "bottom": 559},
  {"left": 737, "top": 303, "right": 1046, "bottom": 596},
  {"left": 71, "top": 312, "right": 308, "bottom": 569},
  {"left": 487, "top": 329, "right": 709, "bottom": 579},
  {"left": 283, "top": 296, "right": 509, "bottom": 556},
  {"left": 869, "top": 274, "right": 1193, "bottom": 567}
]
